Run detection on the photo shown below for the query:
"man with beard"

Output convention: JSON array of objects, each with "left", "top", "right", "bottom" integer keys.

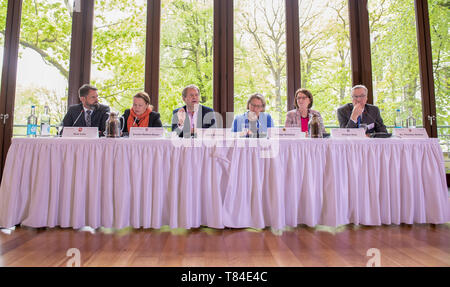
[{"left": 62, "top": 84, "right": 110, "bottom": 136}]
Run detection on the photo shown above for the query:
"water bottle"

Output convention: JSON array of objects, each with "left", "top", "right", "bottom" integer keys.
[
  {"left": 394, "top": 109, "right": 402, "bottom": 128},
  {"left": 405, "top": 108, "right": 416, "bottom": 128},
  {"left": 244, "top": 118, "right": 250, "bottom": 138},
  {"left": 40, "top": 105, "right": 51, "bottom": 136},
  {"left": 27, "top": 106, "right": 38, "bottom": 137}
]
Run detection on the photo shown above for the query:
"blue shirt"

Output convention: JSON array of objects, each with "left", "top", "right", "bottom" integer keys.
[{"left": 231, "top": 112, "right": 274, "bottom": 133}]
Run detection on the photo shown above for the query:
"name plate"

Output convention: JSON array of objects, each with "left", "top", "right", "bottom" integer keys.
[
  {"left": 129, "top": 127, "right": 164, "bottom": 138},
  {"left": 62, "top": 127, "right": 99, "bottom": 138},
  {"left": 331, "top": 128, "right": 366, "bottom": 138},
  {"left": 268, "top": 127, "right": 306, "bottom": 138},
  {"left": 196, "top": 128, "right": 227, "bottom": 139},
  {"left": 392, "top": 128, "right": 428, "bottom": 139}
]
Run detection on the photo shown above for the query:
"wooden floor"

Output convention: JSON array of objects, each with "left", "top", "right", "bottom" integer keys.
[{"left": 1, "top": 224, "right": 449, "bottom": 267}]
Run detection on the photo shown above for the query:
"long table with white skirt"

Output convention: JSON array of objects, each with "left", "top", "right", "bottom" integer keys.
[{"left": 0, "top": 137, "right": 448, "bottom": 230}]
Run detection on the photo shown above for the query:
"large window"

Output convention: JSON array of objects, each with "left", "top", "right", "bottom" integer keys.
[
  {"left": 0, "top": 0, "right": 6, "bottom": 93},
  {"left": 234, "top": 0, "right": 287, "bottom": 126},
  {"left": 298, "top": 0, "right": 351, "bottom": 128},
  {"left": 369, "top": 0, "right": 423, "bottom": 130},
  {"left": 14, "top": 0, "right": 73, "bottom": 136},
  {"left": 91, "top": 0, "right": 147, "bottom": 116},
  {"left": 428, "top": 0, "right": 449, "bottom": 157},
  {"left": 0, "top": 0, "right": 445, "bottom": 139},
  {"left": 159, "top": 0, "right": 213, "bottom": 126}
]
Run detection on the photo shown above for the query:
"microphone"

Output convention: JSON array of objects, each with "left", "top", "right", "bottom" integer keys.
[
  {"left": 358, "top": 105, "right": 389, "bottom": 136},
  {"left": 362, "top": 108, "right": 385, "bottom": 133},
  {"left": 132, "top": 117, "right": 141, "bottom": 128},
  {"left": 256, "top": 118, "right": 262, "bottom": 138},
  {"left": 246, "top": 111, "right": 262, "bottom": 138},
  {"left": 72, "top": 109, "right": 84, "bottom": 126},
  {"left": 249, "top": 118, "right": 259, "bottom": 138}
]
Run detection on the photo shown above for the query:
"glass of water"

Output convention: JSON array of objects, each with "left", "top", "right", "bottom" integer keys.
[
  {"left": 55, "top": 122, "right": 63, "bottom": 137},
  {"left": 360, "top": 123, "right": 368, "bottom": 134}
]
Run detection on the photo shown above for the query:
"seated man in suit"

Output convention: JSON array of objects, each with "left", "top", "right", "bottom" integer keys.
[
  {"left": 62, "top": 84, "right": 110, "bottom": 135},
  {"left": 337, "top": 85, "right": 387, "bottom": 134},
  {"left": 171, "top": 84, "right": 216, "bottom": 138}
]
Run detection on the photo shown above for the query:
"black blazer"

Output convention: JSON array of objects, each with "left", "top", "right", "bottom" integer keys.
[
  {"left": 337, "top": 103, "right": 387, "bottom": 133},
  {"left": 62, "top": 103, "right": 110, "bottom": 133},
  {"left": 121, "top": 109, "right": 163, "bottom": 133},
  {"left": 171, "top": 105, "right": 216, "bottom": 138}
]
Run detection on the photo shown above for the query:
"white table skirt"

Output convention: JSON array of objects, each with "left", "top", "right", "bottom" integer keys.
[{"left": 0, "top": 137, "right": 448, "bottom": 230}]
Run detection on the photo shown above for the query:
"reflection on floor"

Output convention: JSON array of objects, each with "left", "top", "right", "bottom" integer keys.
[{"left": 1, "top": 223, "right": 449, "bottom": 267}]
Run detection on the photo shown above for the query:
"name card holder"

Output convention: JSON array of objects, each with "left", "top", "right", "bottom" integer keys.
[
  {"left": 62, "top": 127, "right": 99, "bottom": 138},
  {"left": 268, "top": 127, "right": 306, "bottom": 139},
  {"left": 196, "top": 128, "right": 227, "bottom": 139},
  {"left": 331, "top": 128, "right": 366, "bottom": 138},
  {"left": 392, "top": 128, "right": 428, "bottom": 139},
  {"left": 129, "top": 127, "right": 164, "bottom": 138}
]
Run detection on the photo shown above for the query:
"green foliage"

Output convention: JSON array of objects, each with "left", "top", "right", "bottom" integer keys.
[
  {"left": 0, "top": 0, "right": 72, "bottom": 131},
  {"left": 429, "top": 0, "right": 449, "bottom": 138},
  {"left": 0, "top": 1, "right": 6, "bottom": 33},
  {"left": 298, "top": 0, "right": 352, "bottom": 127},
  {"left": 234, "top": 0, "right": 287, "bottom": 126},
  {"left": 159, "top": 0, "right": 213, "bottom": 125},
  {"left": 369, "top": 0, "right": 423, "bottom": 129},
  {"left": 0, "top": 0, "right": 72, "bottom": 74},
  {"left": 0, "top": 0, "right": 6, "bottom": 93},
  {"left": 13, "top": 85, "right": 67, "bottom": 136},
  {"left": 1, "top": 0, "right": 448, "bottom": 137},
  {"left": 91, "top": 0, "right": 147, "bottom": 115},
  {"left": 18, "top": 0, "right": 73, "bottom": 77}
]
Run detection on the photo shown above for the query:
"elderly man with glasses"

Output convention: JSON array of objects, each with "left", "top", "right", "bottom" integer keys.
[
  {"left": 172, "top": 84, "right": 217, "bottom": 138},
  {"left": 337, "top": 85, "right": 387, "bottom": 134}
]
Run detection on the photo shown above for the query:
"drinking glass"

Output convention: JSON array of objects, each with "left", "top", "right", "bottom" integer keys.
[
  {"left": 55, "top": 122, "right": 63, "bottom": 137},
  {"left": 360, "top": 123, "right": 368, "bottom": 134}
]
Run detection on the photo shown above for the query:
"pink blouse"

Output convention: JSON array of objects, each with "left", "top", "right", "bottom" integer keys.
[
  {"left": 285, "top": 109, "right": 326, "bottom": 135},
  {"left": 301, "top": 116, "right": 309, "bottom": 132}
]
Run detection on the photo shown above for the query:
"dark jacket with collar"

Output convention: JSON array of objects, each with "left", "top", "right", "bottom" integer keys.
[
  {"left": 337, "top": 103, "right": 387, "bottom": 133},
  {"left": 171, "top": 105, "right": 216, "bottom": 138},
  {"left": 62, "top": 103, "right": 110, "bottom": 133}
]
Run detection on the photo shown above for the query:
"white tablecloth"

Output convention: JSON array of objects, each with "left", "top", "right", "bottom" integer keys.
[{"left": 0, "top": 137, "right": 448, "bottom": 230}]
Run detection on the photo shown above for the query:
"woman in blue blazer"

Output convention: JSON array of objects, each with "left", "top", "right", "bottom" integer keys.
[{"left": 232, "top": 93, "right": 274, "bottom": 137}]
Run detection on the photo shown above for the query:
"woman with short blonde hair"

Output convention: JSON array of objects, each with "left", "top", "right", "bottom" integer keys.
[{"left": 232, "top": 93, "right": 274, "bottom": 137}]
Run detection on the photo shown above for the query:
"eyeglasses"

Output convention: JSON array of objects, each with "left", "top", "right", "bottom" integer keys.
[
  {"left": 250, "top": 103, "right": 263, "bottom": 108},
  {"left": 352, "top": 94, "right": 367, "bottom": 99},
  {"left": 297, "top": 96, "right": 309, "bottom": 100}
]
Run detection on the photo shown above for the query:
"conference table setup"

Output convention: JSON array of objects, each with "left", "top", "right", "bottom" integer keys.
[{"left": 0, "top": 133, "right": 449, "bottom": 231}]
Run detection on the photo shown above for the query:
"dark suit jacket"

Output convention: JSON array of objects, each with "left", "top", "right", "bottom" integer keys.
[
  {"left": 337, "top": 103, "right": 387, "bottom": 133},
  {"left": 171, "top": 105, "right": 216, "bottom": 138},
  {"left": 121, "top": 109, "right": 163, "bottom": 133},
  {"left": 62, "top": 103, "right": 110, "bottom": 134}
]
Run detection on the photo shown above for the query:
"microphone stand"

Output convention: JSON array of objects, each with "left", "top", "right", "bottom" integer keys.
[{"left": 72, "top": 109, "right": 84, "bottom": 126}]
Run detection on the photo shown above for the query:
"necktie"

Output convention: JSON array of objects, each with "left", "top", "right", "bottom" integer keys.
[
  {"left": 357, "top": 115, "right": 361, "bottom": 128},
  {"left": 86, "top": 110, "right": 92, "bottom": 127}
]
